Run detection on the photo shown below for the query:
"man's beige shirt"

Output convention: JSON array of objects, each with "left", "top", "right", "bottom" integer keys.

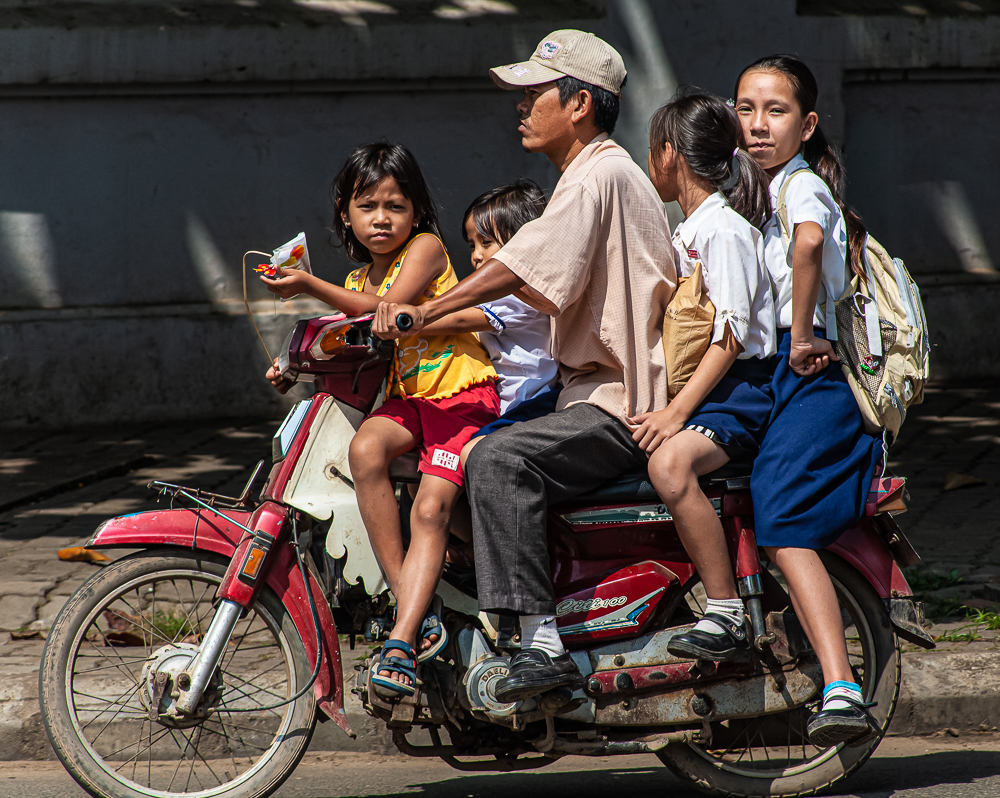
[{"left": 493, "top": 135, "right": 676, "bottom": 425}]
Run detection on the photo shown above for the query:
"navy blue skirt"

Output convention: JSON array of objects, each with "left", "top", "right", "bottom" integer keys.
[
  {"left": 685, "top": 356, "right": 776, "bottom": 459},
  {"left": 472, "top": 388, "right": 561, "bottom": 439},
  {"left": 751, "top": 329, "right": 881, "bottom": 549}
]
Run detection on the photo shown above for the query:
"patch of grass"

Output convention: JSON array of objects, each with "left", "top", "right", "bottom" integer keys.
[
  {"left": 151, "top": 609, "right": 194, "bottom": 640},
  {"left": 937, "top": 626, "right": 981, "bottom": 643},
  {"left": 967, "top": 608, "right": 1000, "bottom": 631},
  {"left": 905, "top": 566, "right": 963, "bottom": 595},
  {"left": 935, "top": 606, "right": 1000, "bottom": 643}
]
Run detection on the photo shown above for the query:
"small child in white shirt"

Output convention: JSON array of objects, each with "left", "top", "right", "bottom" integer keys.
[
  {"left": 406, "top": 180, "right": 559, "bottom": 560},
  {"left": 417, "top": 179, "right": 559, "bottom": 426}
]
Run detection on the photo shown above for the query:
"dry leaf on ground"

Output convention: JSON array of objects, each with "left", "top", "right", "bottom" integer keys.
[
  {"left": 944, "top": 472, "right": 987, "bottom": 491},
  {"left": 57, "top": 546, "right": 111, "bottom": 564}
]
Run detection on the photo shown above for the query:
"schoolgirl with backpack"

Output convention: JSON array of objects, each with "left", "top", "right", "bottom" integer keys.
[{"left": 732, "top": 54, "right": 927, "bottom": 749}]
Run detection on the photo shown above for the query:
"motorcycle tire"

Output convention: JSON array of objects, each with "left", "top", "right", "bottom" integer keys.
[
  {"left": 657, "top": 551, "right": 900, "bottom": 798},
  {"left": 39, "top": 549, "right": 318, "bottom": 798}
]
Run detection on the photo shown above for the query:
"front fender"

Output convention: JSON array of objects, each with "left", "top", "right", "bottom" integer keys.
[
  {"left": 85, "top": 507, "right": 354, "bottom": 737},
  {"left": 87, "top": 507, "right": 248, "bottom": 557}
]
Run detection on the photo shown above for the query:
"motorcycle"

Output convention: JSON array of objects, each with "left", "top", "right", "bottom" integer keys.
[{"left": 39, "top": 312, "right": 935, "bottom": 798}]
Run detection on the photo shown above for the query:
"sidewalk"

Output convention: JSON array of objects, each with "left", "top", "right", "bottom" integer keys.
[{"left": 0, "top": 385, "right": 998, "bottom": 758}]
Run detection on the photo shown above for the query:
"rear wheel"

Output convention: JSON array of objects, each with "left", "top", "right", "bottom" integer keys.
[
  {"left": 657, "top": 553, "right": 899, "bottom": 797},
  {"left": 39, "top": 549, "right": 317, "bottom": 798}
]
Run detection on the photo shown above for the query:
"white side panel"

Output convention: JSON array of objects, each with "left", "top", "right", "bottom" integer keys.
[{"left": 283, "top": 397, "right": 388, "bottom": 595}]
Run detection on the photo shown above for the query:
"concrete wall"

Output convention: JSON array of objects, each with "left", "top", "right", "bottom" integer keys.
[{"left": 0, "top": 0, "right": 997, "bottom": 428}]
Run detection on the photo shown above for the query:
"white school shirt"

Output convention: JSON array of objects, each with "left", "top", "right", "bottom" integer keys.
[
  {"left": 671, "top": 191, "right": 776, "bottom": 360},
  {"left": 476, "top": 296, "right": 559, "bottom": 414},
  {"left": 762, "top": 154, "right": 849, "bottom": 331}
]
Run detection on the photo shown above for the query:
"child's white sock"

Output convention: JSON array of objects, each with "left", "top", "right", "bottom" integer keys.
[
  {"left": 519, "top": 614, "right": 565, "bottom": 658},
  {"left": 822, "top": 680, "right": 863, "bottom": 712},
  {"left": 694, "top": 598, "right": 745, "bottom": 636}
]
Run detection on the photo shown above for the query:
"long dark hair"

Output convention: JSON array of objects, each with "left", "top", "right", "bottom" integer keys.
[
  {"left": 462, "top": 179, "right": 547, "bottom": 246},
  {"left": 649, "top": 89, "right": 771, "bottom": 230},
  {"left": 734, "top": 55, "right": 867, "bottom": 276},
  {"left": 330, "top": 141, "right": 443, "bottom": 263}
]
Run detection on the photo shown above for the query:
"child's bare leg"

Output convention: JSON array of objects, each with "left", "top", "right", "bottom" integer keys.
[
  {"left": 648, "top": 430, "right": 748, "bottom": 660},
  {"left": 383, "top": 474, "right": 463, "bottom": 685},
  {"left": 766, "top": 546, "right": 873, "bottom": 745},
  {"left": 647, "top": 430, "right": 736, "bottom": 598},
  {"left": 348, "top": 417, "right": 417, "bottom": 592},
  {"left": 764, "top": 546, "right": 854, "bottom": 684},
  {"left": 444, "top": 436, "right": 485, "bottom": 550},
  {"left": 460, "top": 435, "right": 483, "bottom": 470}
]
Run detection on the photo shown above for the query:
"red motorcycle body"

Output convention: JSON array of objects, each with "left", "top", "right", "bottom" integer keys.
[{"left": 83, "top": 314, "right": 927, "bottom": 760}]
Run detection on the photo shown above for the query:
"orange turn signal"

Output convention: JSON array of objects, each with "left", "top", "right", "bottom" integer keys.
[{"left": 241, "top": 544, "right": 267, "bottom": 580}]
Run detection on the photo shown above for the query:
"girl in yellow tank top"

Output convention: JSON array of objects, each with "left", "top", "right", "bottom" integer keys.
[
  {"left": 260, "top": 142, "right": 498, "bottom": 701},
  {"left": 345, "top": 233, "right": 495, "bottom": 399}
]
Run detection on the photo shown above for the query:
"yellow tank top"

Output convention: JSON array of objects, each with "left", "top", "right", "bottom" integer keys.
[{"left": 344, "top": 233, "right": 496, "bottom": 401}]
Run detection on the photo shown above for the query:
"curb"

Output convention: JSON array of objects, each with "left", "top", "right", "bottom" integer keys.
[{"left": 890, "top": 649, "right": 1000, "bottom": 736}]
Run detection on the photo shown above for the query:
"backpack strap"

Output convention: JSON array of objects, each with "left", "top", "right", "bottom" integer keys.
[
  {"left": 861, "top": 236, "right": 882, "bottom": 357},
  {"left": 775, "top": 166, "right": 839, "bottom": 340}
]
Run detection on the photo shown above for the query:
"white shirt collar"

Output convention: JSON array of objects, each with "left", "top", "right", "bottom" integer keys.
[
  {"left": 673, "top": 191, "right": 728, "bottom": 249},
  {"left": 769, "top": 153, "right": 810, "bottom": 199}
]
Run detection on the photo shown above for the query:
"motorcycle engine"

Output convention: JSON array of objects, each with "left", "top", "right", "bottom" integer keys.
[{"left": 463, "top": 656, "right": 520, "bottom": 717}]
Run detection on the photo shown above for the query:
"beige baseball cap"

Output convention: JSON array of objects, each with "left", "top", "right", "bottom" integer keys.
[{"left": 490, "top": 29, "right": 626, "bottom": 97}]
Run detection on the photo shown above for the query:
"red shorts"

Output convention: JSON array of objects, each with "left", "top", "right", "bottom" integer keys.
[{"left": 364, "top": 382, "right": 500, "bottom": 487}]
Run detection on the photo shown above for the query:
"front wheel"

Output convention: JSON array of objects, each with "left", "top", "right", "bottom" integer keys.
[
  {"left": 39, "top": 549, "right": 317, "bottom": 798},
  {"left": 658, "top": 552, "right": 900, "bottom": 798}
]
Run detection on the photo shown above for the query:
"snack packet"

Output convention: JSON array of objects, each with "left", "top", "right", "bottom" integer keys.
[{"left": 255, "top": 232, "right": 312, "bottom": 299}]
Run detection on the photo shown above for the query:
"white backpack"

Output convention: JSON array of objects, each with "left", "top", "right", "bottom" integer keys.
[{"left": 777, "top": 170, "right": 930, "bottom": 444}]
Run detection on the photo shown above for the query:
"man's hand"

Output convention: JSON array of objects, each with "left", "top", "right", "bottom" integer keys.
[
  {"left": 374, "top": 301, "right": 424, "bottom": 339},
  {"left": 789, "top": 335, "right": 839, "bottom": 377},
  {"left": 260, "top": 267, "right": 314, "bottom": 299},
  {"left": 630, "top": 406, "right": 686, "bottom": 455},
  {"left": 265, "top": 358, "right": 294, "bottom": 394}
]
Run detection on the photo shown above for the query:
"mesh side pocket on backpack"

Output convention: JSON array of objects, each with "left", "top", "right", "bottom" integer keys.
[{"left": 834, "top": 299, "right": 897, "bottom": 406}]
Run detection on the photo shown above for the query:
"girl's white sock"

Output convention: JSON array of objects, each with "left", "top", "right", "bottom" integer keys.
[
  {"left": 694, "top": 598, "right": 745, "bottom": 636},
  {"left": 823, "top": 680, "right": 863, "bottom": 712},
  {"left": 520, "top": 614, "right": 565, "bottom": 658}
]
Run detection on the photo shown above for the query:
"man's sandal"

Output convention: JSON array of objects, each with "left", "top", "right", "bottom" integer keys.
[
  {"left": 371, "top": 639, "right": 417, "bottom": 699},
  {"left": 417, "top": 595, "right": 449, "bottom": 663}
]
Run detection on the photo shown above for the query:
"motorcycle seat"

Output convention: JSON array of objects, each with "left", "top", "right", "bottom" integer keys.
[
  {"left": 389, "top": 452, "right": 754, "bottom": 499},
  {"left": 582, "top": 459, "right": 753, "bottom": 505}
]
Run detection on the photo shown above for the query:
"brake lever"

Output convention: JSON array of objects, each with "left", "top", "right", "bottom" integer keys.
[{"left": 352, "top": 333, "right": 393, "bottom": 394}]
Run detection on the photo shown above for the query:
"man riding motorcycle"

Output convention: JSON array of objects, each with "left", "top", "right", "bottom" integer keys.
[{"left": 373, "top": 30, "right": 677, "bottom": 702}]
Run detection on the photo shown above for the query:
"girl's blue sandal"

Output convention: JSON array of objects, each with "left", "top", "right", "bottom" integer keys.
[
  {"left": 417, "top": 595, "right": 449, "bottom": 663},
  {"left": 371, "top": 639, "right": 417, "bottom": 699}
]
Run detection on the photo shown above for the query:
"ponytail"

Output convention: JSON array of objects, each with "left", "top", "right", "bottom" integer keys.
[
  {"left": 649, "top": 89, "right": 771, "bottom": 230},
  {"left": 724, "top": 148, "right": 772, "bottom": 231},
  {"left": 735, "top": 55, "right": 867, "bottom": 277},
  {"left": 802, "top": 125, "right": 868, "bottom": 279}
]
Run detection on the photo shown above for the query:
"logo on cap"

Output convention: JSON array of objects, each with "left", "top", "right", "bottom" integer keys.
[
  {"left": 508, "top": 65, "right": 530, "bottom": 77},
  {"left": 537, "top": 41, "right": 561, "bottom": 60}
]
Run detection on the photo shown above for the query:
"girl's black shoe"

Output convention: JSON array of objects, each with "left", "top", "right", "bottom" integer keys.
[
  {"left": 807, "top": 697, "right": 880, "bottom": 748},
  {"left": 666, "top": 613, "right": 750, "bottom": 661}
]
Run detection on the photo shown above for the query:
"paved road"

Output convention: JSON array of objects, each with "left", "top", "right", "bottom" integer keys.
[{"left": 2, "top": 736, "right": 1000, "bottom": 798}]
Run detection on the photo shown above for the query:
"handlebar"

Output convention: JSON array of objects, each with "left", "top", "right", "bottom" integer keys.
[{"left": 396, "top": 313, "right": 413, "bottom": 332}]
